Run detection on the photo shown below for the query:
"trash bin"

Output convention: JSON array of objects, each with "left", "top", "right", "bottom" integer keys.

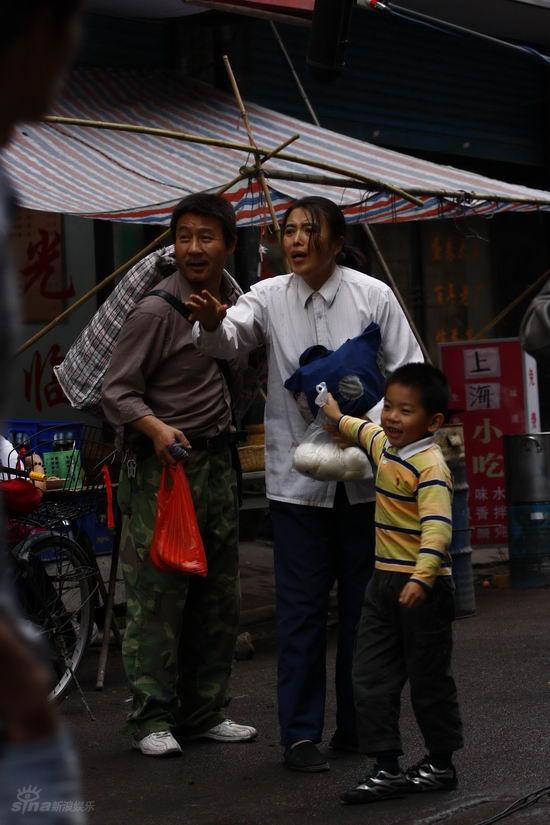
[
  {"left": 436, "top": 425, "right": 476, "bottom": 618},
  {"left": 448, "top": 460, "right": 476, "bottom": 617},
  {"left": 504, "top": 433, "right": 550, "bottom": 587}
]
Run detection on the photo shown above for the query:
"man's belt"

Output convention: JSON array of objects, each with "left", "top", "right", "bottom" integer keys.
[
  {"left": 187, "top": 432, "right": 241, "bottom": 452},
  {"left": 130, "top": 431, "right": 242, "bottom": 459}
]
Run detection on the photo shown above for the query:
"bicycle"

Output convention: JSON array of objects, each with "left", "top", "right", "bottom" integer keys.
[
  {"left": 9, "top": 529, "right": 97, "bottom": 701},
  {"left": 2, "top": 424, "right": 120, "bottom": 701}
]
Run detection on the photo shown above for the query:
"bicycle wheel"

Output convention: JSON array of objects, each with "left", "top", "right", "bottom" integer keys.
[{"left": 12, "top": 533, "right": 97, "bottom": 701}]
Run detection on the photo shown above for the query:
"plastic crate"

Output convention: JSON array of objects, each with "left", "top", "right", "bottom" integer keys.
[
  {"left": 42, "top": 449, "right": 83, "bottom": 490},
  {"left": 74, "top": 512, "right": 117, "bottom": 557},
  {"left": 6, "top": 420, "right": 85, "bottom": 450}
]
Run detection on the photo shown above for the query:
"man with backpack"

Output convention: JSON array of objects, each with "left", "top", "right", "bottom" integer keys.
[{"left": 101, "top": 194, "right": 257, "bottom": 756}]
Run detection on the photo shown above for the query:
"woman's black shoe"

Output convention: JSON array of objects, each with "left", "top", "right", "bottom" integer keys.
[{"left": 284, "top": 741, "right": 330, "bottom": 772}]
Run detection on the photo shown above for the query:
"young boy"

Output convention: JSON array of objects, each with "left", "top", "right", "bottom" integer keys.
[{"left": 323, "top": 362, "right": 463, "bottom": 805}]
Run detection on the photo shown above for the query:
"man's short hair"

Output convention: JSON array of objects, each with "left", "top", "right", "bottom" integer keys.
[
  {"left": 2, "top": 1, "right": 81, "bottom": 51},
  {"left": 170, "top": 194, "right": 237, "bottom": 248},
  {"left": 385, "top": 362, "right": 450, "bottom": 417}
]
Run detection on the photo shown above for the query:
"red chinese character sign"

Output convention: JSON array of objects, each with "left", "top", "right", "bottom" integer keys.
[
  {"left": 24, "top": 343, "right": 67, "bottom": 414},
  {"left": 440, "top": 339, "right": 540, "bottom": 546},
  {"left": 12, "top": 209, "right": 74, "bottom": 322}
]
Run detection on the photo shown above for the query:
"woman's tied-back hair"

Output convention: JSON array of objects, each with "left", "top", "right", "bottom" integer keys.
[
  {"left": 170, "top": 194, "right": 238, "bottom": 248},
  {"left": 385, "top": 362, "right": 450, "bottom": 417}
]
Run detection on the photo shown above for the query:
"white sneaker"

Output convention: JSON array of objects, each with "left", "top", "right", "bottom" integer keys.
[
  {"left": 132, "top": 730, "right": 182, "bottom": 757},
  {"left": 196, "top": 719, "right": 258, "bottom": 742}
]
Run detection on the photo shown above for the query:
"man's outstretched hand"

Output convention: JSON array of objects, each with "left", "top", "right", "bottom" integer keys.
[{"left": 186, "top": 290, "right": 228, "bottom": 332}]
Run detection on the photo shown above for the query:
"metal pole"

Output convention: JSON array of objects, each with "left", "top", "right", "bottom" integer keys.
[
  {"left": 269, "top": 22, "right": 321, "bottom": 127},
  {"left": 357, "top": 1, "right": 550, "bottom": 65}
]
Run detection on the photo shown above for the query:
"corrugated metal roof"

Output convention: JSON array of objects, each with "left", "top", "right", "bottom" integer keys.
[
  {"left": 5, "top": 68, "right": 550, "bottom": 226},
  {"left": 243, "top": 14, "right": 546, "bottom": 165}
]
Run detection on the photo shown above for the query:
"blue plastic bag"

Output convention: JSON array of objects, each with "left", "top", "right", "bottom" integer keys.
[{"left": 284, "top": 323, "right": 385, "bottom": 418}]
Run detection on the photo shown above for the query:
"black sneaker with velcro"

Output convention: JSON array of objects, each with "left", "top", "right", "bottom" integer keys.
[
  {"left": 405, "top": 758, "right": 458, "bottom": 793},
  {"left": 340, "top": 767, "right": 408, "bottom": 804}
]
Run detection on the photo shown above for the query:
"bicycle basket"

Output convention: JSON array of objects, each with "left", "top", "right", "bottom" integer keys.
[{"left": 10, "top": 425, "right": 120, "bottom": 528}]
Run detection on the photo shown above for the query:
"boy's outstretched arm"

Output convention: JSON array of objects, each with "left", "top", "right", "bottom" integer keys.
[
  {"left": 322, "top": 392, "right": 343, "bottom": 422},
  {"left": 336, "top": 411, "right": 385, "bottom": 468}
]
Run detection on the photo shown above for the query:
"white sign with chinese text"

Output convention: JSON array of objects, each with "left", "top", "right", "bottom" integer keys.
[
  {"left": 466, "top": 382, "right": 501, "bottom": 411},
  {"left": 464, "top": 347, "right": 501, "bottom": 379}
]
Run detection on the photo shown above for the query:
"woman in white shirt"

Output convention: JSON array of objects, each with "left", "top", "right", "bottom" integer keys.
[
  {"left": 0, "top": 435, "right": 19, "bottom": 481},
  {"left": 189, "top": 197, "right": 423, "bottom": 772}
]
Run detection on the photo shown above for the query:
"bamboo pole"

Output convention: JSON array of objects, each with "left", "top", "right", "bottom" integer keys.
[
  {"left": 95, "top": 539, "right": 119, "bottom": 691},
  {"left": 259, "top": 169, "right": 382, "bottom": 188},
  {"left": 45, "top": 115, "right": 425, "bottom": 207},
  {"left": 471, "top": 266, "right": 550, "bottom": 341},
  {"left": 16, "top": 133, "right": 301, "bottom": 357},
  {"left": 259, "top": 169, "right": 550, "bottom": 208},
  {"left": 217, "top": 171, "right": 249, "bottom": 195},
  {"left": 16, "top": 228, "right": 171, "bottom": 356},
  {"left": 222, "top": 55, "right": 281, "bottom": 240},
  {"left": 45, "top": 115, "right": 264, "bottom": 156},
  {"left": 361, "top": 223, "right": 432, "bottom": 363},
  {"left": 260, "top": 133, "right": 300, "bottom": 164},
  {"left": 400, "top": 190, "right": 550, "bottom": 206},
  {"left": 46, "top": 115, "right": 550, "bottom": 207},
  {"left": 277, "top": 162, "right": 420, "bottom": 207},
  {"left": 226, "top": 135, "right": 300, "bottom": 204}
]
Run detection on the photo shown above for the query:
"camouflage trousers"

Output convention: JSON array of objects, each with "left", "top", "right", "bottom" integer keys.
[{"left": 117, "top": 447, "right": 240, "bottom": 739}]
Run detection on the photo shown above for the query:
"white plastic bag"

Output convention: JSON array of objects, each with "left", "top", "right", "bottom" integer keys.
[{"left": 292, "top": 383, "right": 370, "bottom": 481}]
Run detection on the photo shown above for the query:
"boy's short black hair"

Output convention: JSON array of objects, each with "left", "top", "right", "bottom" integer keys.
[
  {"left": 2, "top": 1, "right": 81, "bottom": 50},
  {"left": 170, "top": 194, "right": 237, "bottom": 248},
  {"left": 385, "top": 362, "right": 450, "bottom": 417}
]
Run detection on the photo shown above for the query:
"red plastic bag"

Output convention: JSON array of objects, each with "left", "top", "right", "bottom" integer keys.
[{"left": 150, "top": 464, "right": 207, "bottom": 576}]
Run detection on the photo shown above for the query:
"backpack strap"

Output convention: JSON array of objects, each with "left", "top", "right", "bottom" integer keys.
[
  {"left": 148, "top": 289, "right": 192, "bottom": 322},
  {"left": 149, "top": 287, "right": 245, "bottom": 499},
  {"left": 148, "top": 288, "right": 237, "bottom": 422}
]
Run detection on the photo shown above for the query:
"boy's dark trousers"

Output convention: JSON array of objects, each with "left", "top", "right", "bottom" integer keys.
[{"left": 353, "top": 570, "right": 463, "bottom": 756}]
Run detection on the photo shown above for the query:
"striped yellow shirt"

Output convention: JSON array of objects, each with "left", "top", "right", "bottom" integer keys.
[{"left": 339, "top": 416, "right": 453, "bottom": 590}]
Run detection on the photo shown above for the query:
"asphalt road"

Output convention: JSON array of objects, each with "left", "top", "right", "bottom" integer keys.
[{"left": 63, "top": 586, "right": 550, "bottom": 825}]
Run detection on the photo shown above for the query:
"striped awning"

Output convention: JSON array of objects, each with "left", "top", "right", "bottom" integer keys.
[{"left": 6, "top": 67, "right": 550, "bottom": 226}]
